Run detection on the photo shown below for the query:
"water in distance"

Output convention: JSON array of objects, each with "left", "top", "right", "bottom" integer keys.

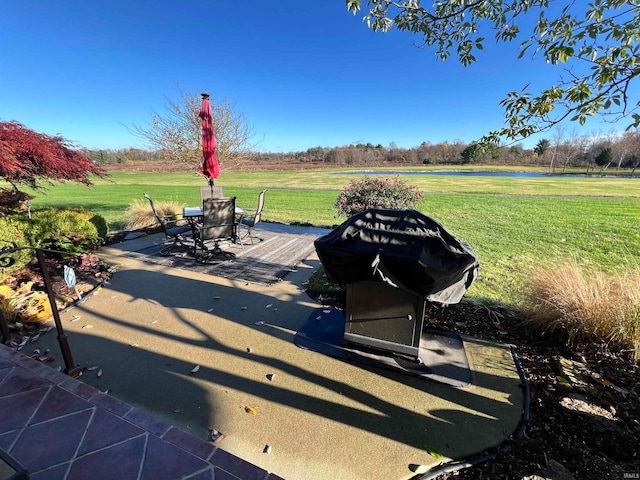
[{"left": 332, "top": 170, "right": 612, "bottom": 178}]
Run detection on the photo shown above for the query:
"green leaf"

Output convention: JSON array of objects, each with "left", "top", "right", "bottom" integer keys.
[
  {"left": 346, "top": 0, "right": 360, "bottom": 13},
  {"left": 425, "top": 445, "right": 444, "bottom": 459},
  {"left": 557, "top": 376, "right": 572, "bottom": 386}
]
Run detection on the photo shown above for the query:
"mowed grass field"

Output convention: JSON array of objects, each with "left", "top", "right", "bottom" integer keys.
[{"left": 22, "top": 167, "right": 640, "bottom": 304}]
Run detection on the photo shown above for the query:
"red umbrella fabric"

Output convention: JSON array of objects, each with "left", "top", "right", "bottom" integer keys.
[{"left": 199, "top": 93, "right": 220, "bottom": 183}]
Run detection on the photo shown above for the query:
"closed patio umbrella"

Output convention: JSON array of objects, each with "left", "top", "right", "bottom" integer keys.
[{"left": 199, "top": 93, "right": 220, "bottom": 193}]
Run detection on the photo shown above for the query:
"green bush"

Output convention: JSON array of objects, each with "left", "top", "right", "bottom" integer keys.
[
  {"left": 0, "top": 216, "right": 33, "bottom": 270},
  {"left": 334, "top": 176, "right": 424, "bottom": 217},
  {"left": 27, "top": 208, "right": 106, "bottom": 253},
  {"left": 0, "top": 208, "right": 107, "bottom": 270}
]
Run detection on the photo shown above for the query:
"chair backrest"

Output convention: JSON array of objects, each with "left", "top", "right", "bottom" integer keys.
[
  {"left": 143, "top": 193, "right": 170, "bottom": 235},
  {"left": 253, "top": 190, "right": 267, "bottom": 225},
  {"left": 200, "top": 186, "right": 224, "bottom": 205},
  {"left": 201, "top": 197, "right": 236, "bottom": 241}
]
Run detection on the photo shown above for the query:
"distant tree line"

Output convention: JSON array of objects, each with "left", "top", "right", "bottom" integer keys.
[
  {"left": 83, "top": 147, "right": 164, "bottom": 165},
  {"left": 89, "top": 128, "right": 640, "bottom": 174}
]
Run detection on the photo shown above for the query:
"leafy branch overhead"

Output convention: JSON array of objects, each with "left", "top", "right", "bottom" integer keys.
[{"left": 346, "top": 1, "right": 640, "bottom": 142}]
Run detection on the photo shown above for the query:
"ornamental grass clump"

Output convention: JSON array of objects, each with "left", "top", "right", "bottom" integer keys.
[
  {"left": 124, "top": 199, "right": 183, "bottom": 231},
  {"left": 335, "top": 176, "right": 424, "bottom": 217},
  {"left": 521, "top": 261, "right": 640, "bottom": 359}
]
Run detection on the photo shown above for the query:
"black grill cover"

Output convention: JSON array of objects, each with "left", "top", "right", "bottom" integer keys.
[{"left": 314, "top": 209, "right": 479, "bottom": 304}]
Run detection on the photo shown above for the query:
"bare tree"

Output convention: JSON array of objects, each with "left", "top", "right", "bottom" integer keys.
[
  {"left": 610, "top": 128, "right": 640, "bottom": 170},
  {"left": 128, "top": 91, "right": 257, "bottom": 172},
  {"left": 548, "top": 126, "right": 568, "bottom": 174}
]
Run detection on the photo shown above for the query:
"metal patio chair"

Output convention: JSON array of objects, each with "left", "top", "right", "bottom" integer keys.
[
  {"left": 199, "top": 185, "right": 224, "bottom": 205},
  {"left": 239, "top": 189, "right": 267, "bottom": 244},
  {"left": 143, "top": 193, "right": 192, "bottom": 256},
  {"left": 194, "top": 197, "right": 239, "bottom": 263}
]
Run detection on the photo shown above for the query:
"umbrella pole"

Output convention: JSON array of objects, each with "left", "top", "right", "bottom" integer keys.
[{"left": 209, "top": 177, "right": 214, "bottom": 197}]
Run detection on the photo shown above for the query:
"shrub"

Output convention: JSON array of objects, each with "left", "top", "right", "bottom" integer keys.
[
  {"left": 25, "top": 208, "right": 106, "bottom": 254},
  {"left": 0, "top": 216, "right": 32, "bottom": 269},
  {"left": 124, "top": 199, "right": 184, "bottom": 231},
  {"left": 0, "top": 208, "right": 107, "bottom": 270},
  {"left": 335, "top": 176, "right": 424, "bottom": 217},
  {"left": 521, "top": 261, "right": 640, "bottom": 359}
]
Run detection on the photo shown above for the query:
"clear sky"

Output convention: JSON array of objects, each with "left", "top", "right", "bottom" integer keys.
[{"left": 0, "top": 1, "right": 628, "bottom": 153}]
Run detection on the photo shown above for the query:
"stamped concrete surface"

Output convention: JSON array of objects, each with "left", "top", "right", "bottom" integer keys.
[{"left": 30, "top": 229, "right": 524, "bottom": 480}]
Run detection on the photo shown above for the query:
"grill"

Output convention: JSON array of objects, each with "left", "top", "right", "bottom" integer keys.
[{"left": 314, "top": 208, "right": 479, "bottom": 360}]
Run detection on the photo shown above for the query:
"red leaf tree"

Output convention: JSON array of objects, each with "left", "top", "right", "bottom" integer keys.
[{"left": 0, "top": 121, "right": 105, "bottom": 212}]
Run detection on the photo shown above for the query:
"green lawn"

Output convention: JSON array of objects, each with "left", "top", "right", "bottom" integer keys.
[{"left": 18, "top": 167, "right": 640, "bottom": 304}]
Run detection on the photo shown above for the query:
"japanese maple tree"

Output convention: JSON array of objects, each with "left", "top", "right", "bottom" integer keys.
[{"left": 0, "top": 121, "right": 105, "bottom": 212}]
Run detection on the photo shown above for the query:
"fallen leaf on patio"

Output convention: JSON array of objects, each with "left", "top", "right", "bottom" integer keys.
[
  {"left": 272, "top": 308, "right": 278, "bottom": 312},
  {"left": 597, "top": 377, "right": 615, "bottom": 386},
  {"left": 86, "top": 365, "right": 100, "bottom": 371},
  {"left": 207, "top": 308, "right": 214, "bottom": 312},
  {"left": 241, "top": 306, "right": 248, "bottom": 310},
  {"left": 557, "top": 376, "right": 572, "bottom": 386},
  {"left": 190, "top": 365, "right": 200, "bottom": 374},
  {"left": 96, "top": 369, "right": 103, "bottom": 378},
  {"left": 81, "top": 324, "right": 93, "bottom": 329},
  {"left": 254, "top": 321, "right": 264, "bottom": 326},
  {"left": 246, "top": 347, "right": 252, "bottom": 353},
  {"left": 263, "top": 445, "right": 272, "bottom": 454},
  {"left": 213, "top": 296, "right": 221, "bottom": 300},
  {"left": 265, "top": 304, "right": 273, "bottom": 309},
  {"left": 322, "top": 309, "right": 331, "bottom": 314},
  {"left": 244, "top": 406, "right": 258, "bottom": 415},
  {"left": 70, "top": 316, "right": 81, "bottom": 322},
  {"left": 30, "top": 333, "right": 40, "bottom": 342},
  {"left": 266, "top": 374, "right": 276, "bottom": 381},
  {"left": 425, "top": 445, "right": 443, "bottom": 459},
  {"left": 45, "top": 357, "right": 56, "bottom": 362},
  {"left": 151, "top": 320, "right": 158, "bottom": 324},
  {"left": 173, "top": 408, "right": 181, "bottom": 413}
]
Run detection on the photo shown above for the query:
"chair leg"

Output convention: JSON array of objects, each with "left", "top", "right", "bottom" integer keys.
[
  {"left": 159, "top": 235, "right": 192, "bottom": 256},
  {"left": 195, "top": 240, "right": 235, "bottom": 264},
  {"left": 247, "top": 227, "right": 263, "bottom": 244}
]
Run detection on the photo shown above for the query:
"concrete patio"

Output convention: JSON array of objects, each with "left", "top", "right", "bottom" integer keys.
[{"left": 1, "top": 224, "right": 525, "bottom": 480}]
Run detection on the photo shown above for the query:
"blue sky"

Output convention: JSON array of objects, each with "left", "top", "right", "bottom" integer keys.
[{"left": 0, "top": 1, "right": 626, "bottom": 153}]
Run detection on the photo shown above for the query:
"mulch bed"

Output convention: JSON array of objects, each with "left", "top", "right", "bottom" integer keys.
[{"left": 305, "top": 287, "right": 640, "bottom": 480}]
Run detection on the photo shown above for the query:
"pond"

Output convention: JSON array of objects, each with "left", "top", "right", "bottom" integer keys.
[{"left": 332, "top": 170, "right": 568, "bottom": 178}]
